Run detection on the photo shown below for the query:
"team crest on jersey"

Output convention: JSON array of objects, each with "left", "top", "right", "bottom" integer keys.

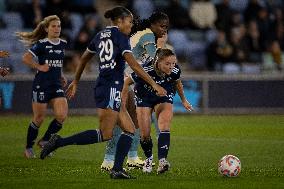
[{"left": 39, "top": 92, "right": 45, "bottom": 101}]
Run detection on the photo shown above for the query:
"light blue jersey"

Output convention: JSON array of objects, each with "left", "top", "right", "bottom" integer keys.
[
  {"left": 125, "top": 28, "right": 157, "bottom": 76},
  {"left": 130, "top": 28, "right": 157, "bottom": 63}
]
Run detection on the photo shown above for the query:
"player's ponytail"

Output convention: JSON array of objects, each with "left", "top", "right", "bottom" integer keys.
[
  {"left": 16, "top": 15, "right": 60, "bottom": 46},
  {"left": 104, "top": 6, "right": 132, "bottom": 21}
]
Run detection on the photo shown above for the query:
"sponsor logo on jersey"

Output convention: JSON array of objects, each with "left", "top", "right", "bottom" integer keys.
[
  {"left": 45, "top": 59, "right": 63, "bottom": 68},
  {"left": 100, "top": 60, "right": 116, "bottom": 70}
]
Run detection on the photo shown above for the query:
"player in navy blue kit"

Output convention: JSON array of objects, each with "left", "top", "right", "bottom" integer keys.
[
  {"left": 16, "top": 15, "right": 68, "bottom": 158},
  {"left": 122, "top": 48, "right": 193, "bottom": 174},
  {"left": 40, "top": 7, "right": 166, "bottom": 179}
]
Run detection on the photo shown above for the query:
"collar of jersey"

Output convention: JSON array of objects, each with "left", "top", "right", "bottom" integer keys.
[
  {"left": 45, "top": 38, "right": 60, "bottom": 45},
  {"left": 106, "top": 26, "right": 119, "bottom": 29}
]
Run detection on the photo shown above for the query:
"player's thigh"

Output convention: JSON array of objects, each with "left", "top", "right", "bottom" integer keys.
[
  {"left": 50, "top": 97, "right": 68, "bottom": 122},
  {"left": 97, "top": 108, "right": 119, "bottom": 140},
  {"left": 126, "top": 90, "right": 138, "bottom": 128},
  {"left": 117, "top": 109, "right": 135, "bottom": 134},
  {"left": 136, "top": 107, "right": 152, "bottom": 138},
  {"left": 32, "top": 102, "right": 48, "bottom": 126},
  {"left": 154, "top": 103, "right": 173, "bottom": 131}
]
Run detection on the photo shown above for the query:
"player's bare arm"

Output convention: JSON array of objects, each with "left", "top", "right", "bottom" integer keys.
[
  {"left": 175, "top": 79, "right": 193, "bottom": 111},
  {"left": 22, "top": 52, "right": 49, "bottom": 72},
  {"left": 66, "top": 50, "right": 93, "bottom": 99}
]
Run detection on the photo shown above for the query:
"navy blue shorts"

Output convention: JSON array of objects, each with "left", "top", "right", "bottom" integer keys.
[
  {"left": 32, "top": 86, "right": 65, "bottom": 103},
  {"left": 135, "top": 94, "right": 173, "bottom": 108},
  {"left": 94, "top": 78, "right": 123, "bottom": 112}
]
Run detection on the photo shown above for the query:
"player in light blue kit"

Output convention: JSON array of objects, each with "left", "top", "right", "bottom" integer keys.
[
  {"left": 40, "top": 7, "right": 166, "bottom": 179},
  {"left": 123, "top": 49, "right": 193, "bottom": 174},
  {"left": 17, "top": 15, "right": 68, "bottom": 159},
  {"left": 101, "top": 12, "right": 170, "bottom": 171}
]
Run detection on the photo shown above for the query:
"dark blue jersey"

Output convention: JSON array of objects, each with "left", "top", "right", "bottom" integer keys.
[
  {"left": 131, "top": 61, "right": 181, "bottom": 99},
  {"left": 87, "top": 26, "right": 132, "bottom": 83},
  {"left": 29, "top": 38, "right": 67, "bottom": 88}
]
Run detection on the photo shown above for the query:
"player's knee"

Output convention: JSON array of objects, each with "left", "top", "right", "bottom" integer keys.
[
  {"left": 33, "top": 115, "right": 45, "bottom": 126},
  {"left": 101, "top": 129, "right": 113, "bottom": 141}
]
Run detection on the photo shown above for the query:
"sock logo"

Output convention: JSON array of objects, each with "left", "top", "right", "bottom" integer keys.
[{"left": 160, "top": 145, "right": 169, "bottom": 150}]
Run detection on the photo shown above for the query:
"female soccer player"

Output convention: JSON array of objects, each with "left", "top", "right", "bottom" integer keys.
[
  {"left": 16, "top": 15, "right": 68, "bottom": 158},
  {"left": 122, "top": 48, "right": 193, "bottom": 174},
  {"left": 101, "top": 11, "right": 170, "bottom": 171},
  {"left": 40, "top": 6, "right": 166, "bottom": 179},
  {"left": 101, "top": 12, "right": 192, "bottom": 170}
]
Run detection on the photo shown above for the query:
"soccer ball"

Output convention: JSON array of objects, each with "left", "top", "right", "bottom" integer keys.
[{"left": 218, "top": 155, "right": 241, "bottom": 177}]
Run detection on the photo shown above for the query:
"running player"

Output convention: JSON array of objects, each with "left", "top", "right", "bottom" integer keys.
[
  {"left": 40, "top": 6, "right": 166, "bottom": 179},
  {"left": 16, "top": 15, "right": 68, "bottom": 158},
  {"left": 101, "top": 11, "right": 170, "bottom": 171},
  {"left": 123, "top": 48, "right": 193, "bottom": 174}
]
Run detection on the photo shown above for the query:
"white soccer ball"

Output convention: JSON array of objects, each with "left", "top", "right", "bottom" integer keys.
[{"left": 218, "top": 155, "right": 241, "bottom": 177}]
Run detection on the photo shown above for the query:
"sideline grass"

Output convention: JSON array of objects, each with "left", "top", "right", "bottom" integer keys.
[{"left": 0, "top": 115, "right": 283, "bottom": 189}]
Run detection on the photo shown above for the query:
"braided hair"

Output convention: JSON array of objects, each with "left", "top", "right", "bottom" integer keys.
[{"left": 130, "top": 12, "right": 169, "bottom": 36}]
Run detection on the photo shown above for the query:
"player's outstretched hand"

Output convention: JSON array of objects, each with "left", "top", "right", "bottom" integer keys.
[
  {"left": 0, "top": 67, "right": 9, "bottom": 77},
  {"left": 66, "top": 81, "right": 78, "bottom": 99},
  {"left": 0, "top": 51, "right": 9, "bottom": 58},
  {"left": 182, "top": 99, "right": 194, "bottom": 112},
  {"left": 154, "top": 84, "right": 167, "bottom": 97}
]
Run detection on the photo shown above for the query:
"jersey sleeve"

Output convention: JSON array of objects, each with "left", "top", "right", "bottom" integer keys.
[
  {"left": 171, "top": 64, "right": 181, "bottom": 81},
  {"left": 87, "top": 37, "right": 97, "bottom": 53},
  {"left": 29, "top": 42, "right": 43, "bottom": 57},
  {"left": 140, "top": 33, "right": 156, "bottom": 49},
  {"left": 116, "top": 31, "right": 132, "bottom": 55},
  {"left": 144, "top": 43, "right": 157, "bottom": 58}
]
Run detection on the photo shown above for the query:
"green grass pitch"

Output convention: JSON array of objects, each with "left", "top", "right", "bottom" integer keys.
[{"left": 0, "top": 115, "right": 283, "bottom": 189}]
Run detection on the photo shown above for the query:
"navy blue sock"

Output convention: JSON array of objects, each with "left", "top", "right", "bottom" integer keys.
[
  {"left": 113, "top": 132, "right": 133, "bottom": 171},
  {"left": 158, "top": 131, "right": 170, "bottom": 160},
  {"left": 140, "top": 137, "right": 153, "bottom": 159},
  {"left": 26, "top": 122, "right": 39, "bottom": 148},
  {"left": 57, "top": 129, "right": 102, "bottom": 147},
  {"left": 42, "top": 119, "right": 62, "bottom": 141}
]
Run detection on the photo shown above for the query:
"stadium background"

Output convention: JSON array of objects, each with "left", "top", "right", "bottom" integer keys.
[{"left": 0, "top": 0, "right": 284, "bottom": 114}]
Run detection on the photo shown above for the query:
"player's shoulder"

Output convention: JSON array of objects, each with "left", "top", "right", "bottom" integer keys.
[
  {"left": 59, "top": 38, "right": 67, "bottom": 44},
  {"left": 130, "top": 28, "right": 154, "bottom": 45}
]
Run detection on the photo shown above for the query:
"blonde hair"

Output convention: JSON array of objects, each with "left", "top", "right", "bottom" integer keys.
[{"left": 16, "top": 15, "right": 60, "bottom": 46}]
